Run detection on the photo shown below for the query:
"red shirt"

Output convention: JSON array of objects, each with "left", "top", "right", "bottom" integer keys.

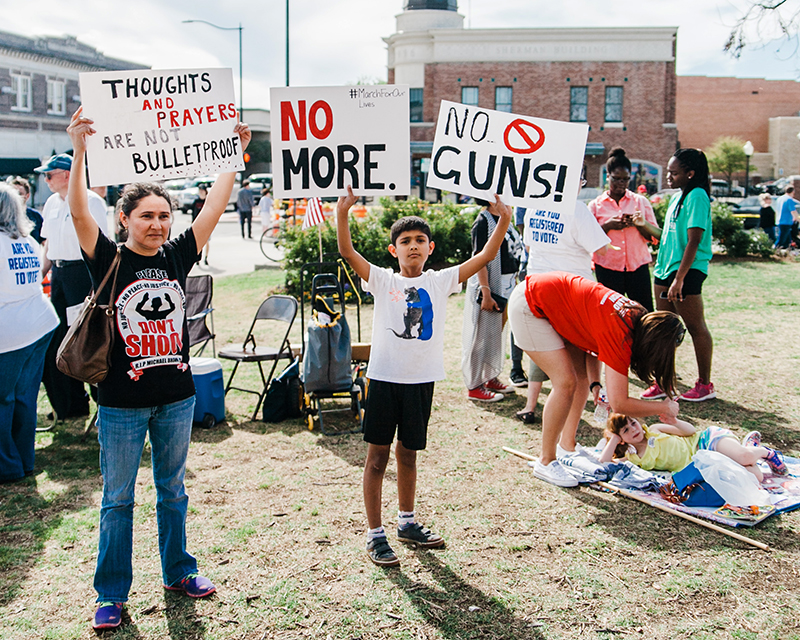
[
  {"left": 588, "top": 190, "right": 657, "bottom": 271},
  {"left": 524, "top": 272, "right": 642, "bottom": 375}
]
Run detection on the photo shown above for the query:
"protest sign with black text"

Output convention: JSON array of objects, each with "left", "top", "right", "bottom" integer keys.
[
  {"left": 78, "top": 68, "right": 244, "bottom": 186},
  {"left": 270, "top": 85, "right": 410, "bottom": 199},
  {"left": 426, "top": 100, "right": 589, "bottom": 216}
]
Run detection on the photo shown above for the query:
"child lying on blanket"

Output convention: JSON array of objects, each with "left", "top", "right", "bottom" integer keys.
[{"left": 598, "top": 413, "right": 787, "bottom": 482}]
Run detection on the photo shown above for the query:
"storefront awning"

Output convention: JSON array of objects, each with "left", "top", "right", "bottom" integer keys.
[{"left": 0, "top": 158, "right": 41, "bottom": 175}]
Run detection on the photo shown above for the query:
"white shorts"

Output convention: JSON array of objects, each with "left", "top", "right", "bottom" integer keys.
[{"left": 507, "top": 283, "right": 565, "bottom": 353}]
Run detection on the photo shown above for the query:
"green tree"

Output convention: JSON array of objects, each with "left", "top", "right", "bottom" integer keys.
[{"left": 707, "top": 137, "right": 747, "bottom": 194}]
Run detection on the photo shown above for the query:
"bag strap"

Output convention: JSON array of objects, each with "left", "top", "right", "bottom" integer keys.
[{"left": 87, "top": 249, "right": 122, "bottom": 314}]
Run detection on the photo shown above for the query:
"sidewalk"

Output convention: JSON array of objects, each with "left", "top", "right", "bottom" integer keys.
[{"left": 171, "top": 211, "right": 283, "bottom": 278}]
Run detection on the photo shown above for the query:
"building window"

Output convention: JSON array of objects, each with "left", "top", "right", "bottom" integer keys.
[
  {"left": 409, "top": 88, "right": 423, "bottom": 122},
  {"left": 570, "top": 86, "right": 588, "bottom": 122},
  {"left": 605, "top": 86, "right": 623, "bottom": 123},
  {"left": 495, "top": 86, "right": 512, "bottom": 112},
  {"left": 11, "top": 74, "right": 32, "bottom": 112},
  {"left": 47, "top": 80, "right": 66, "bottom": 115},
  {"left": 461, "top": 86, "right": 479, "bottom": 106}
]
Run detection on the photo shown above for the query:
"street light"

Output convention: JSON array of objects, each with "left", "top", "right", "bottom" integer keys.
[
  {"left": 743, "top": 140, "right": 754, "bottom": 196},
  {"left": 183, "top": 19, "right": 243, "bottom": 120}
]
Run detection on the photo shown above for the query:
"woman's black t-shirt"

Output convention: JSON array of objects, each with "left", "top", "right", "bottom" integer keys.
[{"left": 84, "top": 230, "right": 198, "bottom": 408}]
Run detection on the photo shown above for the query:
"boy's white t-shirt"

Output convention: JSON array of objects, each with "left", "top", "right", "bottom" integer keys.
[
  {"left": 524, "top": 200, "right": 609, "bottom": 280},
  {"left": 362, "top": 264, "right": 461, "bottom": 384},
  {"left": 0, "top": 233, "right": 59, "bottom": 353}
]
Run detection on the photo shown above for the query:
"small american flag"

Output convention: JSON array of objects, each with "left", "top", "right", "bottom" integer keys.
[{"left": 302, "top": 197, "right": 325, "bottom": 230}]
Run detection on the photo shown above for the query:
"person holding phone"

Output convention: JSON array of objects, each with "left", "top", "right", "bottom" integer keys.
[
  {"left": 645, "top": 148, "right": 715, "bottom": 402},
  {"left": 588, "top": 147, "right": 661, "bottom": 312}
]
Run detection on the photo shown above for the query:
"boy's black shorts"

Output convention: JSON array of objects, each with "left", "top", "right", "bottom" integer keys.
[
  {"left": 654, "top": 268, "right": 707, "bottom": 296},
  {"left": 362, "top": 379, "right": 434, "bottom": 451}
]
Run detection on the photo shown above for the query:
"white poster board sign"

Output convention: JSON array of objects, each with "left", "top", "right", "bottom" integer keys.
[
  {"left": 426, "top": 100, "right": 589, "bottom": 215},
  {"left": 270, "top": 85, "right": 410, "bottom": 198},
  {"left": 79, "top": 68, "right": 244, "bottom": 186}
]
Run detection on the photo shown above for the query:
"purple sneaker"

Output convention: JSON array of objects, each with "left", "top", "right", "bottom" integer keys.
[
  {"left": 741, "top": 431, "right": 762, "bottom": 448},
  {"left": 164, "top": 573, "right": 217, "bottom": 598},
  {"left": 92, "top": 602, "right": 123, "bottom": 630},
  {"left": 764, "top": 448, "right": 788, "bottom": 476}
]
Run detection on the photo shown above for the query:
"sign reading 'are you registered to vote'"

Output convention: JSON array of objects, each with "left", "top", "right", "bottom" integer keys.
[
  {"left": 79, "top": 68, "right": 244, "bottom": 187},
  {"left": 426, "top": 100, "right": 589, "bottom": 215},
  {"left": 270, "top": 85, "right": 410, "bottom": 199}
]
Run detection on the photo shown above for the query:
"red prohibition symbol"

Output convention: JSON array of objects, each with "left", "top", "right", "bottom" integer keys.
[{"left": 503, "top": 119, "right": 545, "bottom": 154}]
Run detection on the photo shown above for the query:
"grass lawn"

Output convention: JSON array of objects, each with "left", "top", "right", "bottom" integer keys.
[{"left": 2, "top": 257, "right": 800, "bottom": 640}]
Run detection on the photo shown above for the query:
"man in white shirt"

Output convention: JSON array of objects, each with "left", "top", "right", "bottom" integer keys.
[{"left": 36, "top": 154, "right": 109, "bottom": 420}]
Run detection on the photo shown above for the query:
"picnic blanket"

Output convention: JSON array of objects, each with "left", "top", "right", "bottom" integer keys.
[{"left": 556, "top": 447, "right": 800, "bottom": 528}]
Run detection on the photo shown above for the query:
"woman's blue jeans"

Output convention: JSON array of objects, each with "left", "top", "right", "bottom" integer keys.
[
  {"left": 94, "top": 396, "right": 197, "bottom": 603},
  {"left": 0, "top": 330, "right": 54, "bottom": 482}
]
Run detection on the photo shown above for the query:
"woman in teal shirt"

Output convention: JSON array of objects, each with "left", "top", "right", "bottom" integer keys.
[{"left": 643, "top": 148, "right": 715, "bottom": 402}]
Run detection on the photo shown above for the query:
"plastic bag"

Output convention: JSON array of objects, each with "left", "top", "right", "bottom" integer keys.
[{"left": 692, "top": 449, "right": 771, "bottom": 507}]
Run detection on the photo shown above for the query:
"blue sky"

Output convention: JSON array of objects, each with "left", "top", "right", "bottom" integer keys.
[{"left": 3, "top": 0, "right": 798, "bottom": 110}]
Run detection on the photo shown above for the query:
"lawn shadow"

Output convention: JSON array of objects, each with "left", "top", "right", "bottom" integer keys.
[
  {"left": 0, "top": 417, "right": 102, "bottom": 607},
  {"left": 566, "top": 484, "right": 780, "bottom": 552},
  {"left": 387, "top": 550, "right": 545, "bottom": 639},
  {"left": 163, "top": 590, "right": 208, "bottom": 640}
]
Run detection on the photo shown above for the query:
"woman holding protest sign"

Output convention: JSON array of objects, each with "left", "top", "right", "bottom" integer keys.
[
  {"left": 507, "top": 271, "right": 685, "bottom": 487},
  {"left": 66, "top": 107, "right": 251, "bottom": 630}
]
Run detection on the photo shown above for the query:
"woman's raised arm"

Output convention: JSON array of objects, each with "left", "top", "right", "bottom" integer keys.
[{"left": 66, "top": 107, "right": 101, "bottom": 259}]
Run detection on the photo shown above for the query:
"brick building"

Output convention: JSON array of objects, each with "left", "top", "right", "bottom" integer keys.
[
  {"left": 0, "top": 29, "right": 146, "bottom": 205},
  {"left": 676, "top": 76, "right": 800, "bottom": 182},
  {"left": 384, "top": 0, "right": 679, "bottom": 196}
]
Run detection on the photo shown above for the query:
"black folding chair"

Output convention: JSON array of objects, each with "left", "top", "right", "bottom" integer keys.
[
  {"left": 185, "top": 275, "right": 216, "bottom": 357},
  {"left": 218, "top": 295, "right": 298, "bottom": 421}
]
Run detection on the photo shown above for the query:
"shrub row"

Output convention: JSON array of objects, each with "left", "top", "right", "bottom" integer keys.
[{"left": 281, "top": 197, "right": 476, "bottom": 297}]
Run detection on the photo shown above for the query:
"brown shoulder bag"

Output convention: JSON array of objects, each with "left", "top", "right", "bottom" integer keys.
[{"left": 56, "top": 249, "right": 122, "bottom": 384}]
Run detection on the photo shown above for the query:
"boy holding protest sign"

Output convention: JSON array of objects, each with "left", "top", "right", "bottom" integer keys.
[{"left": 336, "top": 186, "right": 511, "bottom": 566}]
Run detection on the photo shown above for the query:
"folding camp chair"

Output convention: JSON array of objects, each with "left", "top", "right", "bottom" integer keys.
[
  {"left": 185, "top": 275, "right": 216, "bottom": 357},
  {"left": 218, "top": 295, "right": 298, "bottom": 421}
]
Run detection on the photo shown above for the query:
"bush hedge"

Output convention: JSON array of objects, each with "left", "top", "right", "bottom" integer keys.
[
  {"left": 281, "top": 197, "right": 477, "bottom": 297},
  {"left": 655, "top": 194, "right": 773, "bottom": 259}
]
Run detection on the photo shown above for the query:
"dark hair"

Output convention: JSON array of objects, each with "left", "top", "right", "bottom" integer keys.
[
  {"left": 629, "top": 310, "right": 685, "bottom": 399},
  {"left": 118, "top": 182, "right": 172, "bottom": 217},
  {"left": 669, "top": 148, "right": 710, "bottom": 221},
  {"left": 606, "top": 147, "right": 632, "bottom": 174},
  {"left": 605, "top": 413, "right": 638, "bottom": 459},
  {"left": 390, "top": 215, "right": 432, "bottom": 245},
  {"left": 8, "top": 176, "right": 30, "bottom": 196},
  {"left": 473, "top": 198, "right": 491, "bottom": 208}
]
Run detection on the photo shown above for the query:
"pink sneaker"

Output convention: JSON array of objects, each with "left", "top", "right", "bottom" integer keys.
[
  {"left": 485, "top": 377, "right": 512, "bottom": 393},
  {"left": 640, "top": 383, "right": 666, "bottom": 400},
  {"left": 468, "top": 386, "right": 504, "bottom": 402},
  {"left": 679, "top": 380, "right": 716, "bottom": 402}
]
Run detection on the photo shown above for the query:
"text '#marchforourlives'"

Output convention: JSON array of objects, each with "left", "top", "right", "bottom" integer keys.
[{"left": 79, "top": 68, "right": 244, "bottom": 186}]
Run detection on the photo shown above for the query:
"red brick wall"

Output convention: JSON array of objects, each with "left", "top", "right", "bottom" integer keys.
[
  {"left": 677, "top": 76, "right": 800, "bottom": 152},
  {"left": 407, "top": 60, "right": 678, "bottom": 186}
]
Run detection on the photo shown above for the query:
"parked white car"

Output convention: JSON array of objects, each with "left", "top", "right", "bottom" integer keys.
[{"left": 176, "top": 175, "right": 241, "bottom": 213}]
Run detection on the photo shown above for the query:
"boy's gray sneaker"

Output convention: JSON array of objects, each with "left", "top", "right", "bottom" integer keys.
[
  {"left": 366, "top": 536, "right": 400, "bottom": 566},
  {"left": 397, "top": 523, "right": 445, "bottom": 548}
]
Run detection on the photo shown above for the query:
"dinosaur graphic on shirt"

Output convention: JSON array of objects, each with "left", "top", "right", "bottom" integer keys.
[{"left": 389, "top": 286, "right": 433, "bottom": 341}]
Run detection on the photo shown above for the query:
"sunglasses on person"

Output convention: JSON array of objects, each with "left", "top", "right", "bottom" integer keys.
[{"left": 43, "top": 170, "right": 66, "bottom": 181}]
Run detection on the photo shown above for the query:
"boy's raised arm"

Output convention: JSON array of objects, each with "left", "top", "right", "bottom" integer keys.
[
  {"left": 458, "top": 194, "right": 512, "bottom": 284},
  {"left": 336, "top": 185, "right": 371, "bottom": 282}
]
